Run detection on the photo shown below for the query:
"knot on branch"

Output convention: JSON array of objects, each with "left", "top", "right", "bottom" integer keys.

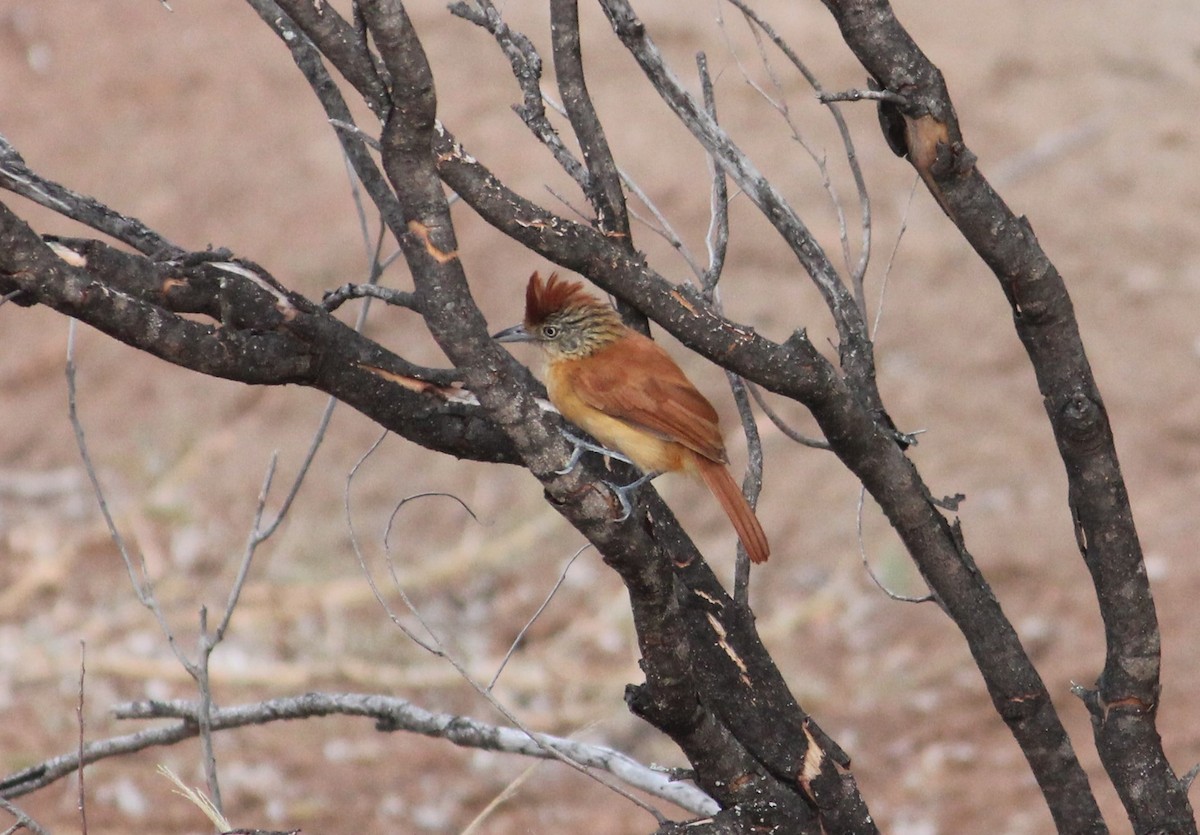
[
  {"left": 1071, "top": 682, "right": 1157, "bottom": 724},
  {"left": 931, "top": 139, "right": 976, "bottom": 180},
  {"left": 624, "top": 682, "right": 700, "bottom": 734},
  {"left": 1058, "top": 389, "right": 1104, "bottom": 447},
  {"left": 994, "top": 690, "right": 1045, "bottom": 722}
]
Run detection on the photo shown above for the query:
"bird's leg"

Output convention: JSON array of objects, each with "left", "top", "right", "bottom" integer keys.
[
  {"left": 607, "top": 470, "right": 661, "bottom": 522},
  {"left": 556, "top": 429, "right": 634, "bottom": 475}
]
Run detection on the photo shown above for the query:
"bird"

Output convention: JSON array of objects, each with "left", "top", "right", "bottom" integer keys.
[{"left": 493, "top": 271, "right": 770, "bottom": 564}]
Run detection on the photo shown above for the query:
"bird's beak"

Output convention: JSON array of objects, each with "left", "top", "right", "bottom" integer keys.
[{"left": 492, "top": 323, "right": 535, "bottom": 343}]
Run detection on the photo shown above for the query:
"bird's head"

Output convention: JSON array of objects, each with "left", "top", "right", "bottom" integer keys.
[{"left": 493, "top": 272, "right": 624, "bottom": 359}]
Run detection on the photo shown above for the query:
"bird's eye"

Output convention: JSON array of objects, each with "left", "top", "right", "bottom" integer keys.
[{"left": 541, "top": 324, "right": 559, "bottom": 339}]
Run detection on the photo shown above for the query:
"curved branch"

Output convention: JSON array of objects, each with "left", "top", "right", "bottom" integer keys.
[
  {"left": 0, "top": 693, "right": 718, "bottom": 817},
  {"left": 821, "top": 1, "right": 1192, "bottom": 832}
]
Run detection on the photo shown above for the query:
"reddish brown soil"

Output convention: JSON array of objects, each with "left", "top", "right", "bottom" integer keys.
[{"left": 2, "top": 2, "right": 1199, "bottom": 833}]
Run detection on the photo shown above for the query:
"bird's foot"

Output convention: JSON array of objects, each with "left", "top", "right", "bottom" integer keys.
[
  {"left": 556, "top": 429, "right": 634, "bottom": 475},
  {"left": 605, "top": 470, "right": 661, "bottom": 522}
]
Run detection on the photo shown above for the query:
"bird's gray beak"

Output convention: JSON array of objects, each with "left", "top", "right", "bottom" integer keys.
[{"left": 492, "top": 323, "right": 535, "bottom": 343}]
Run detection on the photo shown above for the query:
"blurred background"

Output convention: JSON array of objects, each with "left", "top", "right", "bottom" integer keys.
[{"left": 1, "top": 1, "right": 1199, "bottom": 832}]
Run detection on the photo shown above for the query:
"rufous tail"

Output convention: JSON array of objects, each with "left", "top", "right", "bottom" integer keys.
[{"left": 694, "top": 455, "right": 770, "bottom": 564}]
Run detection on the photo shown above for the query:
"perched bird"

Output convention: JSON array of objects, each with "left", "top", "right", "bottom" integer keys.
[{"left": 493, "top": 272, "right": 769, "bottom": 564}]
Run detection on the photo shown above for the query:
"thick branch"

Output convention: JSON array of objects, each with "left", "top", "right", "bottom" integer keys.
[
  {"left": 0, "top": 206, "right": 518, "bottom": 464},
  {"left": 357, "top": 6, "right": 871, "bottom": 829},
  {"left": 427, "top": 131, "right": 1096, "bottom": 832},
  {"left": 821, "top": 1, "right": 1192, "bottom": 832}
]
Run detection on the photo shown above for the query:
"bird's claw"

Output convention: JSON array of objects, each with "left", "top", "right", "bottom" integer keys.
[
  {"left": 555, "top": 442, "right": 585, "bottom": 475},
  {"left": 556, "top": 429, "right": 633, "bottom": 474},
  {"left": 603, "top": 470, "right": 660, "bottom": 522}
]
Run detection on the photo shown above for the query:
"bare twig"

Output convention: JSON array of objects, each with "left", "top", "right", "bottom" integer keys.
[
  {"left": 66, "top": 321, "right": 181, "bottom": 646},
  {"left": 489, "top": 543, "right": 591, "bottom": 691},
  {"left": 343, "top": 438, "right": 670, "bottom": 823},
  {"left": 1182, "top": 762, "right": 1200, "bottom": 792},
  {"left": 76, "top": 642, "right": 88, "bottom": 835},
  {"left": 329, "top": 118, "right": 383, "bottom": 151},
  {"left": 449, "top": 0, "right": 590, "bottom": 192},
  {"left": 541, "top": 92, "right": 707, "bottom": 282},
  {"left": 816, "top": 88, "right": 908, "bottom": 105},
  {"left": 870, "top": 174, "right": 919, "bottom": 340},
  {"left": 322, "top": 282, "right": 419, "bottom": 312},
  {"left": 345, "top": 432, "right": 442, "bottom": 655},
  {"left": 748, "top": 383, "right": 831, "bottom": 450},
  {"left": 0, "top": 798, "right": 48, "bottom": 835},
  {"left": 17, "top": 692, "right": 718, "bottom": 816},
  {"left": 856, "top": 488, "right": 932, "bottom": 604},
  {"left": 728, "top": 370, "right": 763, "bottom": 605},
  {"left": 696, "top": 52, "right": 730, "bottom": 297},
  {"left": 720, "top": 0, "right": 873, "bottom": 307},
  {"left": 0, "top": 134, "right": 182, "bottom": 257}
]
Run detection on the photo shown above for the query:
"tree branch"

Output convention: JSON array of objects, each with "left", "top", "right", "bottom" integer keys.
[
  {"left": 0, "top": 693, "right": 718, "bottom": 817},
  {"left": 0, "top": 205, "right": 517, "bottom": 464},
  {"left": 820, "top": 1, "right": 1192, "bottom": 831}
]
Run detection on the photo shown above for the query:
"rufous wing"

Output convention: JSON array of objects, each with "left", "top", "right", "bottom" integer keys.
[{"left": 568, "top": 332, "right": 727, "bottom": 463}]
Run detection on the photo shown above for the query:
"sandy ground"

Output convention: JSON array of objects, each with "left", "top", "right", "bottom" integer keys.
[{"left": 2, "top": 1, "right": 1199, "bottom": 833}]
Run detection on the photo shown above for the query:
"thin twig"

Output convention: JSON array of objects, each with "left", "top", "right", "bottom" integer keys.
[
  {"left": 329, "top": 118, "right": 383, "bottom": 151},
  {"left": 817, "top": 88, "right": 908, "bottom": 105},
  {"left": 345, "top": 433, "right": 443, "bottom": 655},
  {"left": 721, "top": 0, "right": 873, "bottom": 307},
  {"left": 214, "top": 457, "right": 278, "bottom": 643},
  {"left": 696, "top": 51, "right": 730, "bottom": 297},
  {"left": 0, "top": 134, "right": 182, "bottom": 258},
  {"left": 856, "top": 488, "right": 932, "bottom": 604},
  {"left": 489, "top": 543, "right": 591, "bottom": 691},
  {"left": 541, "top": 92, "right": 707, "bottom": 282},
  {"left": 748, "top": 382, "right": 830, "bottom": 450},
  {"left": 66, "top": 321, "right": 184, "bottom": 656},
  {"left": 344, "top": 439, "right": 670, "bottom": 824},
  {"left": 0, "top": 799, "right": 48, "bottom": 835},
  {"left": 871, "top": 174, "right": 919, "bottom": 340},
  {"left": 76, "top": 642, "right": 88, "bottom": 835},
  {"left": 1181, "top": 761, "right": 1200, "bottom": 792},
  {"left": 728, "top": 370, "right": 762, "bottom": 605}
]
